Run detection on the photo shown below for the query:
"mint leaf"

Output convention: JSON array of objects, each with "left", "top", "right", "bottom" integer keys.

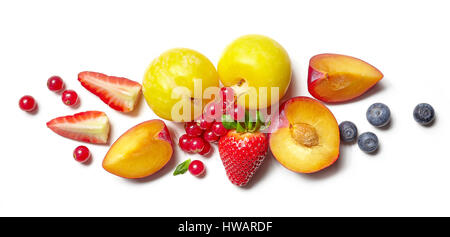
[
  {"left": 173, "top": 159, "right": 191, "bottom": 176},
  {"left": 221, "top": 114, "right": 237, "bottom": 130}
]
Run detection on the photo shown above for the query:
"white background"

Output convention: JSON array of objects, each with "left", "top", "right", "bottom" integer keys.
[{"left": 1, "top": 0, "right": 449, "bottom": 217}]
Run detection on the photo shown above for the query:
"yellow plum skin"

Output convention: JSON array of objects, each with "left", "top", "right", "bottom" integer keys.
[
  {"left": 143, "top": 48, "right": 219, "bottom": 121},
  {"left": 218, "top": 34, "right": 292, "bottom": 110}
]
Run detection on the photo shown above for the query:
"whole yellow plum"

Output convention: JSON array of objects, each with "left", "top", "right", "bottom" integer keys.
[
  {"left": 143, "top": 48, "right": 219, "bottom": 121},
  {"left": 218, "top": 34, "right": 292, "bottom": 110}
]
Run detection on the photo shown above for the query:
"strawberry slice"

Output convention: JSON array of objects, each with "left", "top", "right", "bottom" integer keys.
[
  {"left": 78, "top": 71, "right": 142, "bottom": 113},
  {"left": 47, "top": 111, "right": 110, "bottom": 144}
]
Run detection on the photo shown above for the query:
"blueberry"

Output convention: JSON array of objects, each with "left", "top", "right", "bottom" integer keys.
[
  {"left": 413, "top": 103, "right": 435, "bottom": 125},
  {"left": 358, "top": 132, "right": 379, "bottom": 153},
  {"left": 339, "top": 121, "right": 358, "bottom": 143},
  {"left": 366, "top": 103, "right": 391, "bottom": 127}
]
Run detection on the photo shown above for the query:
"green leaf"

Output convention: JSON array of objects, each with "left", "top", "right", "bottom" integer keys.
[
  {"left": 173, "top": 159, "right": 191, "bottom": 176},
  {"left": 245, "top": 110, "right": 253, "bottom": 131},
  {"left": 221, "top": 114, "right": 236, "bottom": 130},
  {"left": 236, "top": 122, "right": 246, "bottom": 133}
]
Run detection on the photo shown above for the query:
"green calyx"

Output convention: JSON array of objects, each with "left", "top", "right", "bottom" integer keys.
[{"left": 222, "top": 110, "right": 270, "bottom": 133}]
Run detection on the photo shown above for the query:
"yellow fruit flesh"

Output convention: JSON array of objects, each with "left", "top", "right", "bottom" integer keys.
[
  {"left": 103, "top": 121, "right": 172, "bottom": 178},
  {"left": 270, "top": 99, "right": 339, "bottom": 173},
  {"left": 311, "top": 54, "right": 383, "bottom": 102}
]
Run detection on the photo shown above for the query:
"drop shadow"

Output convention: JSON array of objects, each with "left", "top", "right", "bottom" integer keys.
[
  {"left": 28, "top": 104, "right": 39, "bottom": 115},
  {"left": 281, "top": 70, "right": 301, "bottom": 104},
  {"left": 300, "top": 146, "right": 345, "bottom": 181},
  {"left": 69, "top": 100, "right": 81, "bottom": 110},
  {"left": 81, "top": 156, "right": 93, "bottom": 166},
  {"left": 126, "top": 125, "right": 180, "bottom": 183},
  {"left": 418, "top": 115, "right": 437, "bottom": 127},
  {"left": 123, "top": 95, "right": 145, "bottom": 118},
  {"left": 241, "top": 151, "right": 276, "bottom": 189},
  {"left": 324, "top": 82, "right": 386, "bottom": 106},
  {"left": 376, "top": 116, "right": 393, "bottom": 131}
]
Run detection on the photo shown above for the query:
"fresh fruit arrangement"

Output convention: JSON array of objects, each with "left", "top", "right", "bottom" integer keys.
[{"left": 18, "top": 34, "right": 438, "bottom": 187}]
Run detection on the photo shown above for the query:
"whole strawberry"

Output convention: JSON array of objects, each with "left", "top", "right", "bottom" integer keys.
[{"left": 218, "top": 130, "right": 268, "bottom": 186}]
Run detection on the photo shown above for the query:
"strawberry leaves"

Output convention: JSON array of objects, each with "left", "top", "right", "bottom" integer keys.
[
  {"left": 221, "top": 110, "right": 269, "bottom": 133},
  {"left": 173, "top": 159, "right": 191, "bottom": 176}
]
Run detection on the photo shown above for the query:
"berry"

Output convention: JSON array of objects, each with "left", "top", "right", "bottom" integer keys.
[
  {"left": 211, "top": 122, "right": 227, "bottom": 137},
  {"left": 203, "top": 101, "right": 220, "bottom": 121},
  {"left": 185, "top": 122, "right": 203, "bottom": 137},
  {"left": 188, "top": 160, "right": 205, "bottom": 176},
  {"left": 358, "top": 132, "right": 379, "bottom": 153},
  {"left": 220, "top": 87, "right": 235, "bottom": 112},
  {"left": 46, "top": 111, "right": 110, "bottom": 144},
  {"left": 78, "top": 71, "right": 142, "bottom": 112},
  {"left": 218, "top": 130, "right": 268, "bottom": 186},
  {"left": 203, "top": 129, "right": 219, "bottom": 143},
  {"left": 47, "top": 76, "right": 64, "bottom": 92},
  {"left": 19, "top": 95, "right": 37, "bottom": 112},
  {"left": 366, "top": 103, "right": 390, "bottom": 127},
  {"left": 62, "top": 90, "right": 79, "bottom": 106},
  {"left": 233, "top": 104, "right": 245, "bottom": 121},
  {"left": 220, "top": 87, "right": 235, "bottom": 103},
  {"left": 413, "top": 103, "right": 435, "bottom": 125},
  {"left": 339, "top": 121, "right": 358, "bottom": 143},
  {"left": 73, "top": 145, "right": 91, "bottom": 163},
  {"left": 199, "top": 142, "right": 211, "bottom": 156},
  {"left": 196, "top": 115, "right": 213, "bottom": 130},
  {"left": 189, "top": 137, "right": 206, "bottom": 153},
  {"left": 178, "top": 134, "right": 192, "bottom": 152}
]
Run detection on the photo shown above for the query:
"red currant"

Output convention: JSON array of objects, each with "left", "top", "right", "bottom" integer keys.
[
  {"left": 203, "top": 129, "right": 219, "bottom": 143},
  {"left": 19, "top": 95, "right": 37, "bottom": 112},
  {"left": 62, "top": 90, "right": 79, "bottom": 106},
  {"left": 196, "top": 115, "right": 213, "bottom": 130},
  {"left": 188, "top": 160, "right": 205, "bottom": 176},
  {"left": 47, "top": 76, "right": 64, "bottom": 92},
  {"left": 211, "top": 122, "right": 227, "bottom": 137},
  {"left": 220, "top": 87, "right": 235, "bottom": 103},
  {"left": 73, "top": 145, "right": 91, "bottom": 163},
  {"left": 189, "top": 137, "right": 206, "bottom": 153},
  {"left": 178, "top": 134, "right": 192, "bottom": 152},
  {"left": 233, "top": 104, "right": 245, "bottom": 121},
  {"left": 198, "top": 142, "right": 211, "bottom": 156},
  {"left": 185, "top": 122, "right": 203, "bottom": 137},
  {"left": 203, "top": 101, "right": 220, "bottom": 121}
]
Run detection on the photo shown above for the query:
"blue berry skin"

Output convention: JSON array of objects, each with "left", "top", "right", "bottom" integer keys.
[
  {"left": 358, "top": 132, "right": 379, "bottom": 153},
  {"left": 339, "top": 121, "right": 358, "bottom": 143},
  {"left": 413, "top": 103, "right": 435, "bottom": 125},
  {"left": 366, "top": 103, "right": 391, "bottom": 127}
]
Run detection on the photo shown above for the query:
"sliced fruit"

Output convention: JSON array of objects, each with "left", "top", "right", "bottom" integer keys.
[
  {"left": 269, "top": 97, "right": 340, "bottom": 173},
  {"left": 47, "top": 111, "right": 110, "bottom": 144},
  {"left": 308, "top": 54, "right": 383, "bottom": 103},
  {"left": 103, "top": 119, "right": 173, "bottom": 179},
  {"left": 78, "top": 71, "right": 142, "bottom": 113}
]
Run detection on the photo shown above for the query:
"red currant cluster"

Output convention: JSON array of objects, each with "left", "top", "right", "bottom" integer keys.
[{"left": 177, "top": 87, "right": 243, "bottom": 156}]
